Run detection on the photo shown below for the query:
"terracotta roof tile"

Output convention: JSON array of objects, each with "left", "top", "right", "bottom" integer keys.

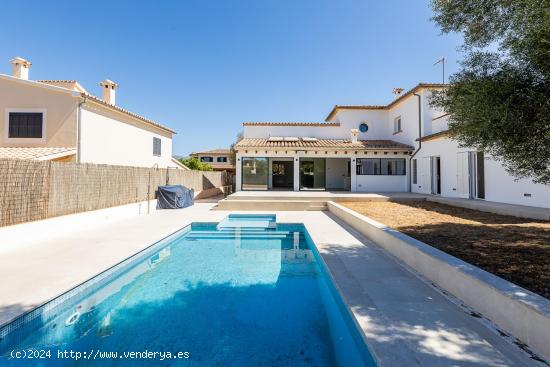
[
  {"left": 207, "top": 163, "right": 236, "bottom": 169},
  {"left": 0, "top": 147, "right": 76, "bottom": 160},
  {"left": 235, "top": 138, "right": 413, "bottom": 150},
  {"left": 325, "top": 83, "right": 449, "bottom": 121},
  {"left": 416, "top": 130, "right": 450, "bottom": 142},
  {"left": 37, "top": 80, "right": 89, "bottom": 93},
  {"left": 243, "top": 122, "right": 340, "bottom": 127},
  {"left": 84, "top": 94, "right": 176, "bottom": 134},
  {"left": 33, "top": 79, "right": 175, "bottom": 134},
  {"left": 190, "top": 149, "right": 231, "bottom": 155}
]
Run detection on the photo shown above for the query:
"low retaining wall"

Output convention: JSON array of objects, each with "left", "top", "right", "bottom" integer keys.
[
  {"left": 426, "top": 196, "right": 550, "bottom": 221},
  {"left": 327, "top": 201, "right": 550, "bottom": 361}
]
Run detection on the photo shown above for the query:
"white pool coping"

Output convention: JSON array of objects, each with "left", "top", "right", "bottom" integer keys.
[{"left": 0, "top": 203, "right": 540, "bottom": 366}]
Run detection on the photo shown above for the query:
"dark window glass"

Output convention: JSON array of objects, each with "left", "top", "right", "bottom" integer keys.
[
  {"left": 394, "top": 117, "right": 402, "bottom": 133},
  {"left": 299, "top": 158, "right": 325, "bottom": 190},
  {"left": 381, "top": 158, "right": 406, "bottom": 175},
  {"left": 200, "top": 156, "right": 213, "bottom": 162},
  {"left": 356, "top": 158, "right": 406, "bottom": 175},
  {"left": 412, "top": 159, "right": 418, "bottom": 184},
  {"left": 153, "top": 137, "right": 161, "bottom": 156},
  {"left": 476, "top": 152, "right": 485, "bottom": 199},
  {"left": 356, "top": 158, "right": 379, "bottom": 175},
  {"left": 217, "top": 156, "right": 228, "bottom": 162},
  {"left": 8, "top": 112, "right": 43, "bottom": 138}
]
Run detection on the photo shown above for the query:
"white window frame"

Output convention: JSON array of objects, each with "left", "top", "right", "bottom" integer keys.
[
  {"left": 4, "top": 108, "right": 47, "bottom": 144},
  {"left": 393, "top": 116, "right": 402, "bottom": 134}
]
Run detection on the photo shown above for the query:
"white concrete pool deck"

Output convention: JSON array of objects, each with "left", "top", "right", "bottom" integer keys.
[{"left": 0, "top": 203, "right": 538, "bottom": 366}]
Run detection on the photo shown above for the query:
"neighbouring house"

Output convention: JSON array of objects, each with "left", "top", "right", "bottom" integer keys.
[
  {"left": 0, "top": 57, "right": 186, "bottom": 169},
  {"left": 234, "top": 83, "right": 550, "bottom": 208},
  {"left": 190, "top": 149, "right": 235, "bottom": 172}
]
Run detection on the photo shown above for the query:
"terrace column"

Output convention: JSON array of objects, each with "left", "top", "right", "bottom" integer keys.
[
  {"left": 235, "top": 154, "right": 242, "bottom": 191},
  {"left": 351, "top": 155, "right": 357, "bottom": 192},
  {"left": 293, "top": 155, "right": 300, "bottom": 191}
]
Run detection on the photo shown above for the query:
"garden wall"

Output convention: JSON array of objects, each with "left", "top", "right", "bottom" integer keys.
[{"left": 0, "top": 159, "right": 230, "bottom": 227}]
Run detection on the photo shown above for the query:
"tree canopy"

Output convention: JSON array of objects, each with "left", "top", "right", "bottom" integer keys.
[
  {"left": 179, "top": 157, "right": 213, "bottom": 171},
  {"left": 229, "top": 131, "right": 243, "bottom": 166},
  {"left": 430, "top": 0, "right": 550, "bottom": 184}
]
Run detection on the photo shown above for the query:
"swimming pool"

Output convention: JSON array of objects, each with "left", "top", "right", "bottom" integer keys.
[{"left": 0, "top": 215, "right": 376, "bottom": 366}]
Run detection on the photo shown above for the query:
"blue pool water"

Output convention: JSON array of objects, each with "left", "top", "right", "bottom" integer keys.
[{"left": 0, "top": 215, "right": 376, "bottom": 366}]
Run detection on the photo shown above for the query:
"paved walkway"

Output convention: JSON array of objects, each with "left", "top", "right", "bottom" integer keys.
[{"left": 0, "top": 204, "right": 538, "bottom": 366}]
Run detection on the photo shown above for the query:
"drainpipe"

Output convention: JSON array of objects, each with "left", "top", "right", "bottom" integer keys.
[
  {"left": 409, "top": 92, "right": 422, "bottom": 191},
  {"left": 76, "top": 95, "right": 87, "bottom": 163},
  {"left": 147, "top": 163, "right": 159, "bottom": 214}
]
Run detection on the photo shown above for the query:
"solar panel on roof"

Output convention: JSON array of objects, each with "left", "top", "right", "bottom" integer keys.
[
  {"left": 301, "top": 137, "right": 318, "bottom": 142},
  {"left": 283, "top": 137, "right": 299, "bottom": 141},
  {"left": 267, "top": 137, "right": 284, "bottom": 142}
]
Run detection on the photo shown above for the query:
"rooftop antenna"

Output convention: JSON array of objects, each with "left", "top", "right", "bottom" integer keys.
[{"left": 433, "top": 57, "right": 446, "bottom": 84}]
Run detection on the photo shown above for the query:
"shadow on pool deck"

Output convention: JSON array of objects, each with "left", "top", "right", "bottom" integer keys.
[{"left": 318, "top": 212, "right": 539, "bottom": 367}]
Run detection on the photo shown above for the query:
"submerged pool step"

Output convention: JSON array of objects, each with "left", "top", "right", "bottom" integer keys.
[
  {"left": 217, "top": 214, "right": 277, "bottom": 230},
  {"left": 185, "top": 232, "right": 305, "bottom": 240}
]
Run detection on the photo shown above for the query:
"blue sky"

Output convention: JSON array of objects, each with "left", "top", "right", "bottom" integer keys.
[{"left": 0, "top": 0, "right": 463, "bottom": 156}]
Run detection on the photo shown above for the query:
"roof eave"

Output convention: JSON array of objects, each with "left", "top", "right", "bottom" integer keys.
[
  {"left": 36, "top": 149, "right": 77, "bottom": 161},
  {"left": 416, "top": 130, "right": 450, "bottom": 142},
  {"left": 0, "top": 74, "right": 82, "bottom": 97},
  {"left": 82, "top": 94, "right": 176, "bottom": 135},
  {"left": 243, "top": 122, "right": 340, "bottom": 127},
  {"left": 324, "top": 83, "right": 450, "bottom": 121}
]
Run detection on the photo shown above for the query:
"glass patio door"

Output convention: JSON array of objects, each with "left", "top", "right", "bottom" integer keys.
[
  {"left": 299, "top": 158, "right": 325, "bottom": 190},
  {"left": 242, "top": 157, "right": 268, "bottom": 190}
]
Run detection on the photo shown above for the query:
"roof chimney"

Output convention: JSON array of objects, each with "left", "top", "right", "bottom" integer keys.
[
  {"left": 99, "top": 79, "right": 118, "bottom": 105},
  {"left": 11, "top": 57, "right": 31, "bottom": 80},
  {"left": 392, "top": 87, "right": 404, "bottom": 99},
  {"left": 350, "top": 129, "right": 359, "bottom": 143}
]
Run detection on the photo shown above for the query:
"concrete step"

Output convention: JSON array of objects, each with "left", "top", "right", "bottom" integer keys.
[
  {"left": 223, "top": 193, "right": 426, "bottom": 203},
  {"left": 214, "top": 199, "right": 328, "bottom": 211},
  {"left": 308, "top": 204, "right": 328, "bottom": 211},
  {"left": 224, "top": 196, "right": 331, "bottom": 202}
]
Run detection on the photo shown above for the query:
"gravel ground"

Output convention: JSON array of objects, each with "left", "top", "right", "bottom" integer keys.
[{"left": 341, "top": 200, "right": 550, "bottom": 299}]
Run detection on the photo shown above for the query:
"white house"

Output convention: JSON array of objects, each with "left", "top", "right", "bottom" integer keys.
[
  {"left": 190, "top": 149, "right": 235, "bottom": 172},
  {"left": 0, "top": 57, "right": 186, "bottom": 169},
  {"left": 234, "top": 83, "right": 550, "bottom": 209}
]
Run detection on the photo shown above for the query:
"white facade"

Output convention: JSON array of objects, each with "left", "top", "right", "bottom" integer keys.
[
  {"left": 0, "top": 57, "right": 180, "bottom": 168},
  {"left": 412, "top": 137, "right": 550, "bottom": 207},
  {"left": 235, "top": 84, "right": 550, "bottom": 209},
  {"left": 79, "top": 104, "right": 174, "bottom": 168}
]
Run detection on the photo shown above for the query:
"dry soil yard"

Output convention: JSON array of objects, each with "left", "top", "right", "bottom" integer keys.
[{"left": 341, "top": 201, "right": 550, "bottom": 299}]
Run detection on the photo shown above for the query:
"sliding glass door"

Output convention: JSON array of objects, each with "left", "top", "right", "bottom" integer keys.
[
  {"left": 299, "top": 158, "right": 325, "bottom": 190},
  {"left": 242, "top": 157, "right": 268, "bottom": 190}
]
